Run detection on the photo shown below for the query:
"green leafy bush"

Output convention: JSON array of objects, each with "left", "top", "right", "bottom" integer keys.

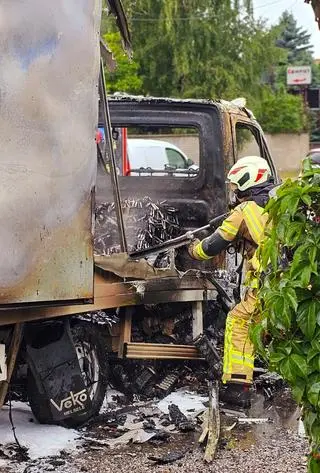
[
  {"left": 252, "top": 160, "right": 320, "bottom": 471},
  {"left": 255, "top": 89, "right": 308, "bottom": 134},
  {"left": 103, "top": 32, "right": 143, "bottom": 94}
]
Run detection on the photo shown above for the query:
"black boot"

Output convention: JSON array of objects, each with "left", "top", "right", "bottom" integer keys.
[{"left": 220, "top": 382, "right": 252, "bottom": 409}]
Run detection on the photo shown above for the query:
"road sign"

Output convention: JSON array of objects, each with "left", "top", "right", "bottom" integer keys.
[{"left": 287, "top": 66, "right": 312, "bottom": 86}]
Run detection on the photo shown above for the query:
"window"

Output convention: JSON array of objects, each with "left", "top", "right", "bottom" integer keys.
[
  {"left": 232, "top": 121, "right": 275, "bottom": 180},
  {"left": 165, "top": 148, "right": 188, "bottom": 169},
  {"left": 110, "top": 126, "right": 200, "bottom": 178},
  {"left": 235, "top": 123, "right": 262, "bottom": 161}
]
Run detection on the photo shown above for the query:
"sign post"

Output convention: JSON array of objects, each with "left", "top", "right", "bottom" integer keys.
[{"left": 287, "top": 66, "right": 312, "bottom": 86}]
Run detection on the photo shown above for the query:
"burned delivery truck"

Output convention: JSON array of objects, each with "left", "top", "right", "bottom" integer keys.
[{"left": 0, "top": 0, "right": 278, "bottom": 426}]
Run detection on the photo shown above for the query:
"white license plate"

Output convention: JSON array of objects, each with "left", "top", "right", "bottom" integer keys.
[{"left": 0, "top": 344, "right": 7, "bottom": 381}]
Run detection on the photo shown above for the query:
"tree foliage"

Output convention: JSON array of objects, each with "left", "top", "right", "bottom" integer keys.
[
  {"left": 102, "top": 2, "right": 310, "bottom": 134},
  {"left": 127, "top": 1, "right": 281, "bottom": 102},
  {"left": 252, "top": 161, "right": 320, "bottom": 471},
  {"left": 277, "top": 11, "right": 313, "bottom": 64},
  {"left": 274, "top": 11, "right": 319, "bottom": 88},
  {"left": 103, "top": 1, "right": 282, "bottom": 99},
  {"left": 255, "top": 88, "right": 307, "bottom": 134},
  {"left": 103, "top": 32, "right": 143, "bottom": 94}
]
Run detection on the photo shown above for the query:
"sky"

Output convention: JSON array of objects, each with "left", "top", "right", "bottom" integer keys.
[{"left": 253, "top": 0, "right": 320, "bottom": 58}]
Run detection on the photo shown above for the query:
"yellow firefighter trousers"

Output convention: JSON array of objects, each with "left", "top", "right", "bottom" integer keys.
[{"left": 222, "top": 289, "right": 256, "bottom": 384}]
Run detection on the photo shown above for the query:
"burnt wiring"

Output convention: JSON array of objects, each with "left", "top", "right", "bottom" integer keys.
[
  {"left": 94, "top": 196, "right": 180, "bottom": 267},
  {"left": 8, "top": 388, "right": 29, "bottom": 460}
]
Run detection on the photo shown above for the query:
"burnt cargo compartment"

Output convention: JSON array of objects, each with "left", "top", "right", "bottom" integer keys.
[{"left": 0, "top": 1, "right": 102, "bottom": 306}]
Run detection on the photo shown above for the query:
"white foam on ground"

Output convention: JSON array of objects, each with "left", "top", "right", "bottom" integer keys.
[
  {"left": 100, "top": 387, "right": 125, "bottom": 412},
  {"left": 0, "top": 402, "right": 80, "bottom": 460},
  {"left": 157, "top": 388, "right": 208, "bottom": 418}
]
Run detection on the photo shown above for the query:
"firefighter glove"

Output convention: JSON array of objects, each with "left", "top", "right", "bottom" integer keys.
[{"left": 188, "top": 238, "right": 203, "bottom": 260}]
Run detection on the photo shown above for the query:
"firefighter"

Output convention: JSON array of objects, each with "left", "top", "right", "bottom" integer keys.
[{"left": 188, "top": 156, "right": 275, "bottom": 408}]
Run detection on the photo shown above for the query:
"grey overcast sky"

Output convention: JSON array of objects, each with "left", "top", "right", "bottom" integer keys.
[{"left": 253, "top": 0, "right": 320, "bottom": 58}]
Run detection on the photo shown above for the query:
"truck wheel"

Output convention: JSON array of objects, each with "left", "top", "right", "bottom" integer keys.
[
  {"left": 27, "top": 323, "right": 107, "bottom": 427},
  {"left": 64, "top": 323, "right": 108, "bottom": 427}
]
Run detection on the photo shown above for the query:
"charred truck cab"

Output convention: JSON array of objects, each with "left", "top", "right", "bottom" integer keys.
[{"left": 0, "top": 4, "right": 278, "bottom": 427}]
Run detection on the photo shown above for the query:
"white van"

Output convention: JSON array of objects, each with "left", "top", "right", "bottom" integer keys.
[{"left": 127, "top": 138, "right": 198, "bottom": 175}]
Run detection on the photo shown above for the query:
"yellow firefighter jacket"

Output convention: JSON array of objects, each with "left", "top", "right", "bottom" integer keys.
[{"left": 194, "top": 201, "right": 268, "bottom": 279}]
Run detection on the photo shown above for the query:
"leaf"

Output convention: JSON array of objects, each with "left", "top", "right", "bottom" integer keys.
[
  {"left": 307, "top": 348, "right": 320, "bottom": 364},
  {"left": 283, "top": 287, "right": 298, "bottom": 311},
  {"left": 280, "top": 357, "right": 296, "bottom": 382},
  {"left": 291, "top": 339, "right": 305, "bottom": 356},
  {"left": 280, "top": 195, "right": 300, "bottom": 217},
  {"left": 308, "top": 456, "right": 320, "bottom": 473},
  {"left": 304, "top": 409, "right": 317, "bottom": 437},
  {"left": 312, "top": 339, "right": 320, "bottom": 352},
  {"left": 300, "top": 266, "right": 313, "bottom": 287},
  {"left": 291, "top": 354, "right": 308, "bottom": 378},
  {"left": 297, "top": 300, "right": 317, "bottom": 339},
  {"left": 280, "top": 354, "right": 307, "bottom": 382},
  {"left": 249, "top": 324, "right": 266, "bottom": 357},
  {"left": 291, "top": 377, "right": 305, "bottom": 403},
  {"left": 307, "top": 383, "right": 320, "bottom": 407},
  {"left": 284, "top": 221, "right": 305, "bottom": 246},
  {"left": 270, "top": 295, "right": 292, "bottom": 331},
  {"left": 301, "top": 194, "right": 312, "bottom": 207},
  {"left": 270, "top": 351, "right": 287, "bottom": 364},
  {"left": 310, "top": 355, "right": 320, "bottom": 374},
  {"left": 276, "top": 215, "right": 290, "bottom": 241},
  {"left": 311, "top": 420, "right": 320, "bottom": 445}
]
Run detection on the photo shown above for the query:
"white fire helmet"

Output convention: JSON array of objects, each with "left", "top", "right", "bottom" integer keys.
[{"left": 227, "top": 156, "right": 271, "bottom": 192}]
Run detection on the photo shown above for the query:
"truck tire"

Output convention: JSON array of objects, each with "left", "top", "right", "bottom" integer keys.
[{"left": 27, "top": 323, "right": 108, "bottom": 427}]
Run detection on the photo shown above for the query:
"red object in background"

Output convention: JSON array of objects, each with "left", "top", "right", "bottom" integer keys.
[
  {"left": 122, "top": 128, "right": 131, "bottom": 175},
  {"left": 95, "top": 129, "right": 103, "bottom": 144}
]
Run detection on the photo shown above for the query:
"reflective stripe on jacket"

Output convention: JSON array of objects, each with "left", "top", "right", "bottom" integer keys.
[{"left": 195, "top": 201, "right": 268, "bottom": 271}]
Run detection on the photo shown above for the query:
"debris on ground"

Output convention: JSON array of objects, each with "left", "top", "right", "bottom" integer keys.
[
  {"left": 0, "top": 385, "right": 309, "bottom": 473},
  {"left": 157, "top": 389, "right": 208, "bottom": 417},
  {"left": 0, "top": 313, "right": 308, "bottom": 473},
  {"left": 148, "top": 450, "right": 186, "bottom": 464},
  {"left": 0, "top": 402, "right": 80, "bottom": 460},
  {"left": 199, "top": 381, "right": 220, "bottom": 462},
  {"left": 237, "top": 417, "right": 273, "bottom": 424}
]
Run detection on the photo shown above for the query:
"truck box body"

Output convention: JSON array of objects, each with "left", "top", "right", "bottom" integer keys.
[{"left": 0, "top": 0, "right": 101, "bottom": 305}]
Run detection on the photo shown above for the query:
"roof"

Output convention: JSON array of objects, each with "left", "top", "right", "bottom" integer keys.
[{"left": 109, "top": 93, "right": 254, "bottom": 119}]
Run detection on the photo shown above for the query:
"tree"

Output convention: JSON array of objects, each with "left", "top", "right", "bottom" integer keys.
[
  {"left": 274, "top": 12, "right": 318, "bottom": 88},
  {"left": 102, "top": 1, "right": 306, "bottom": 134},
  {"left": 276, "top": 11, "right": 313, "bottom": 64},
  {"left": 122, "top": 0, "right": 282, "bottom": 102},
  {"left": 103, "top": 32, "right": 143, "bottom": 94}
]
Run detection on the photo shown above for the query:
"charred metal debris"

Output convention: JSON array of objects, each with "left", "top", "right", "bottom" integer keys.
[
  {"left": 94, "top": 197, "right": 180, "bottom": 267},
  {"left": 108, "top": 300, "right": 226, "bottom": 399}
]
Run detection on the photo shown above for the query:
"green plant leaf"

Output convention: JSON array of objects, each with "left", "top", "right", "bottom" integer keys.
[
  {"left": 291, "top": 354, "right": 308, "bottom": 378},
  {"left": 250, "top": 323, "right": 266, "bottom": 357},
  {"left": 291, "top": 377, "right": 305, "bottom": 403},
  {"left": 310, "top": 355, "right": 320, "bottom": 374},
  {"left": 280, "top": 354, "right": 307, "bottom": 382},
  {"left": 283, "top": 286, "right": 298, "bottom": 311},
  {"left": 301, "top": 194, "right": 312, "bottom": 207},
  {"left": 270, "top": 351, "right": 287, "bottom": 364},
  {"left": 297, "top": 300, "right": 317, "bottom": 339},
  {"left": 308, "top": 383, "right": 320, "bottom": 407},
  {"left": 270, "top": 295, "right": 292, "bottom": 331},
  {"left": 304, "top": 410, "right": 317, "bottom": 437}
]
